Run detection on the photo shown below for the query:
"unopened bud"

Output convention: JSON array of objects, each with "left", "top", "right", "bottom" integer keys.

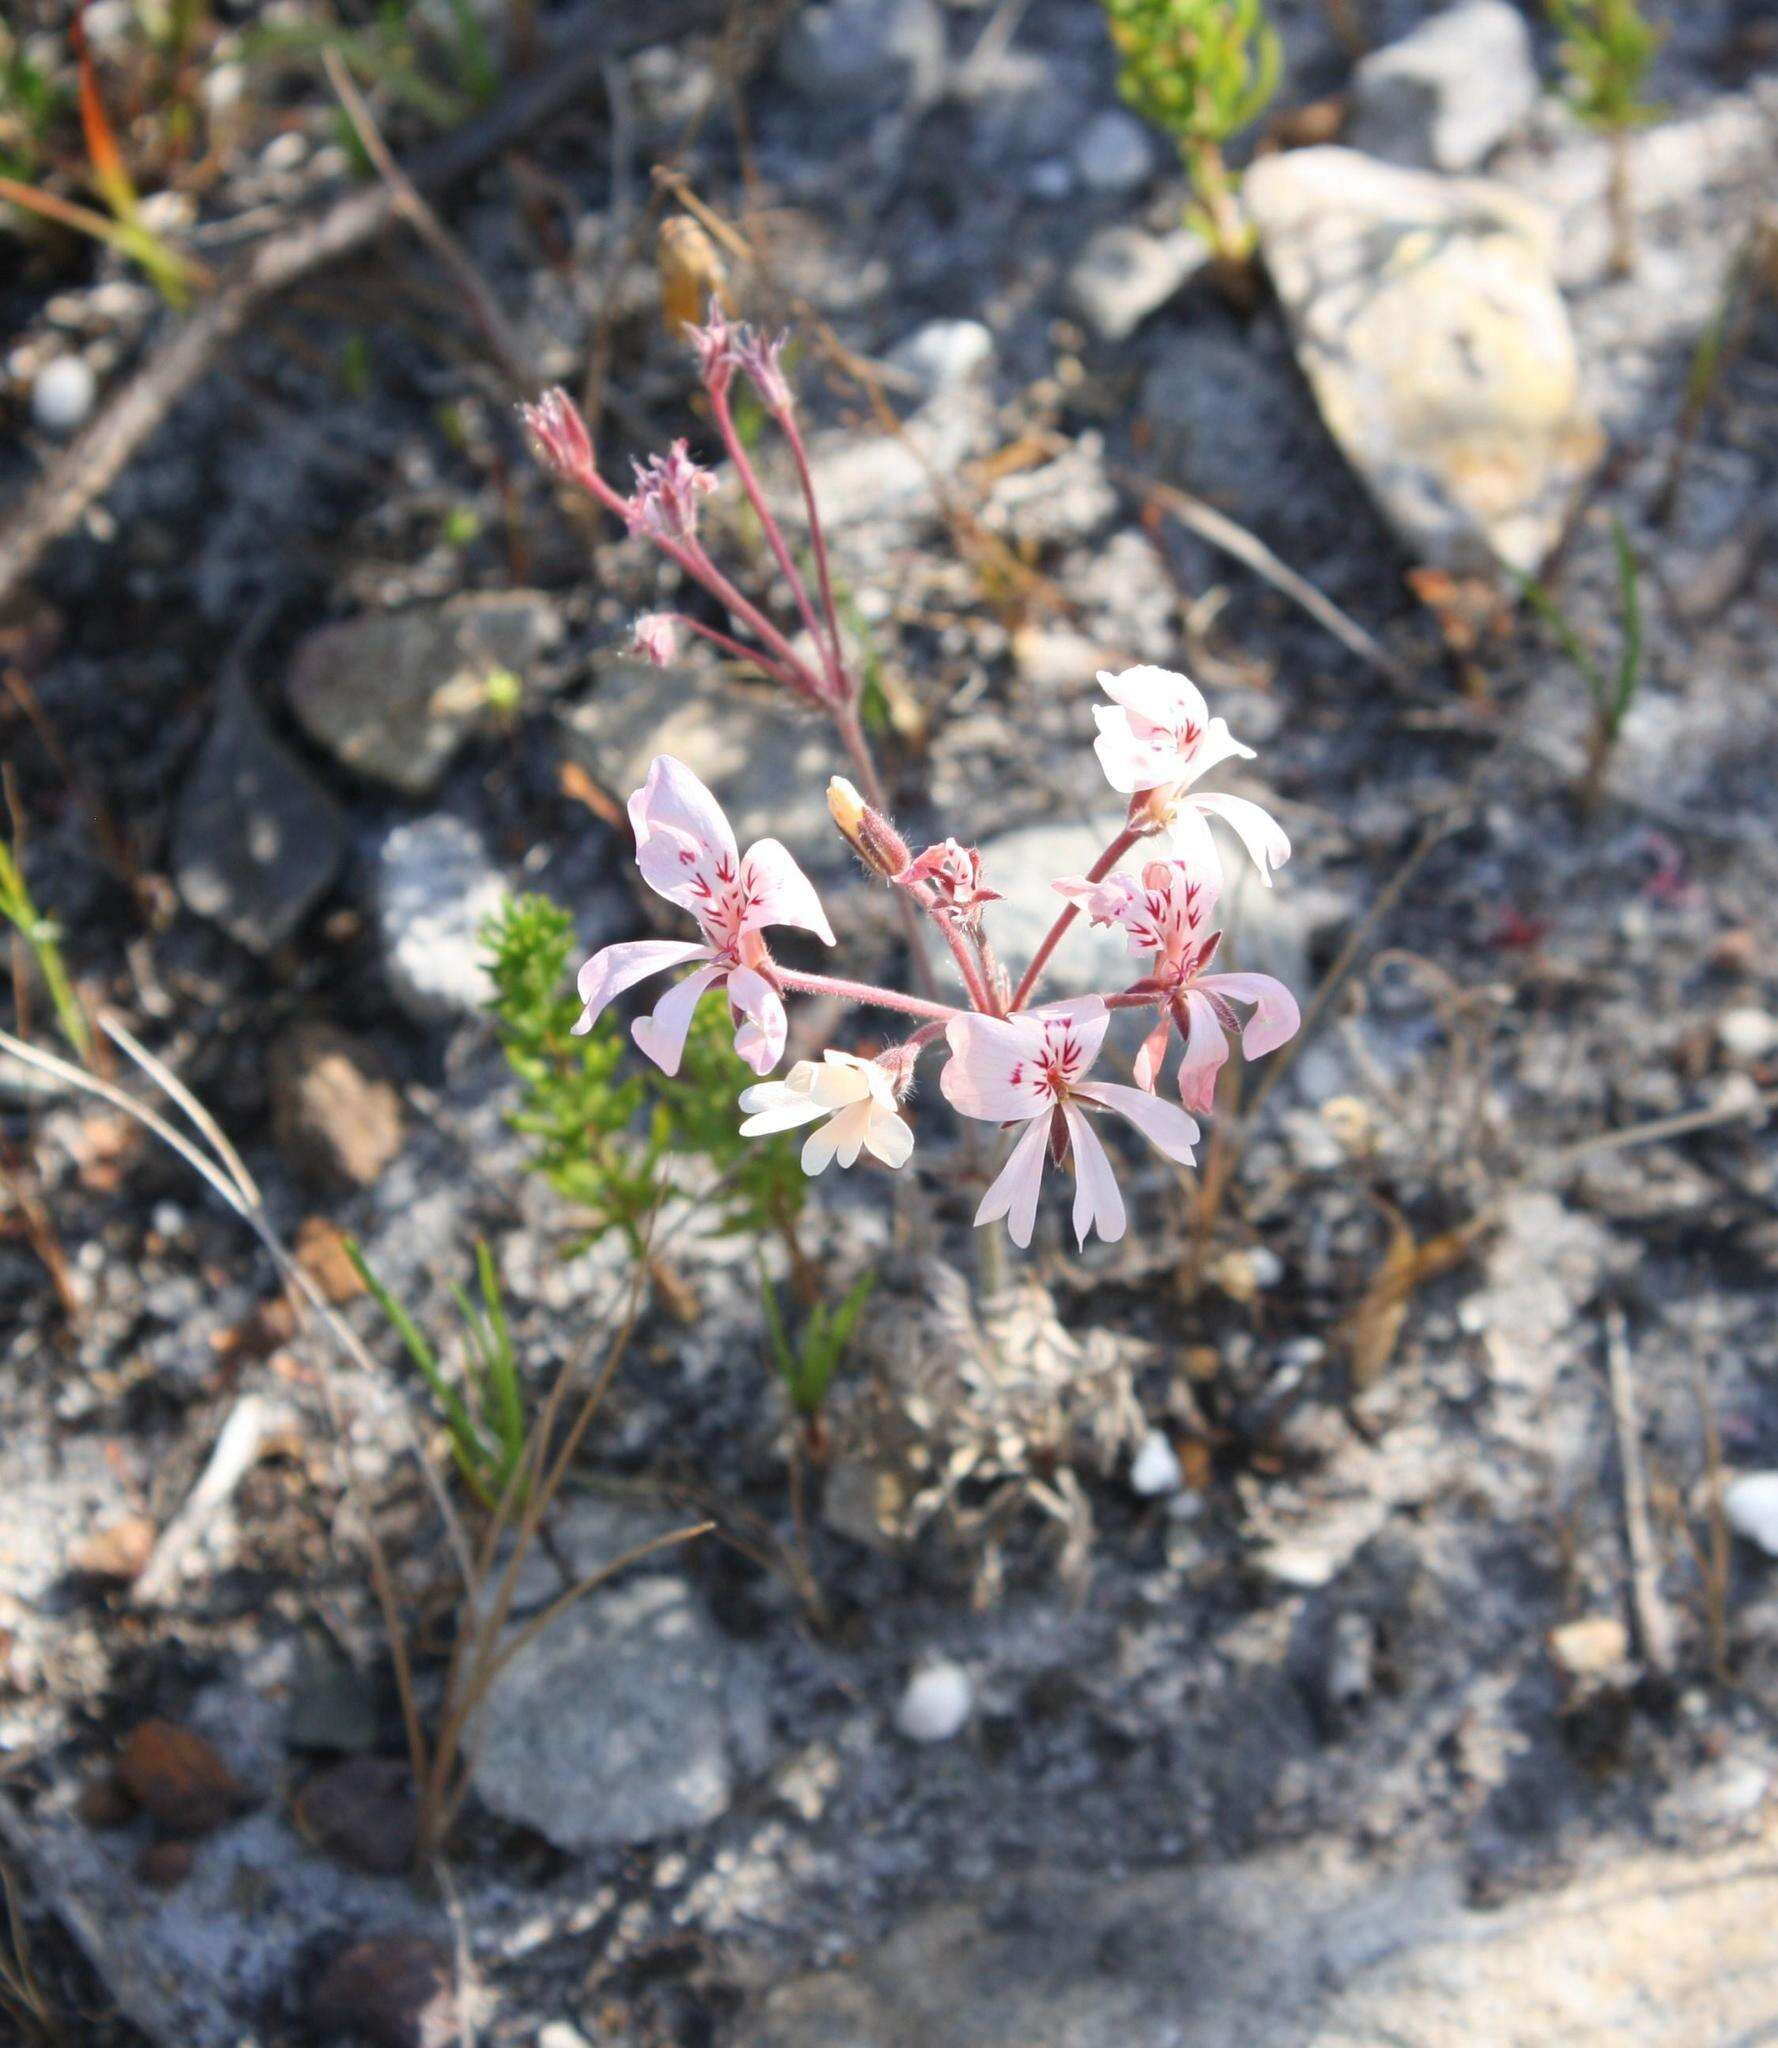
[
  {"left": 633, "top": 613, "right": 679, "bottom": 667},
  {"left": 827, "top": 776, "right": 911, "bottom": 880},
  {"left": 520, "top": 387, "right": 596, "bottom": 490}
]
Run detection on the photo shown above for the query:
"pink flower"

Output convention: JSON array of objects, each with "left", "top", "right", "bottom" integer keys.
[
  {"left": 1052, "top": 861, "right": 1299, "bottom": 1111},
  {"left": 632, "top": 613, "right": 679, "bottom": 667},
  {"left": 625, "top": 441, "right": 718, "bottom": 543},
  {"left": 1093, "top": 666, "right": 1291, "bottom": 886},
  {"left": 940, "top": 999, "right": 1199, "bottom": 1249},
  {"left": 896, "top": 839, "right": 1002, "bottom": 923},
  {"left": 685, "top": 302, "right": 740, "bottom": 397},
  {"left": 573, "top": 756, "right": 833, "bottom": 1076},
  {"left": 520, "top": 388, "right": 596, "bottom": 491},
  {"left": 734, "top": 328, "right": 792, "bottom": 414}
]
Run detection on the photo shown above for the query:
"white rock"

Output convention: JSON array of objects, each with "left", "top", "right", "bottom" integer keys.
[
  {"left": 1351, "top": 0, "right": 1538, "bottom": 173},
  {"left": 1073, "top": 109, "right": 1156, "bottom": 194},
  {"left": 1246, "top": 1246, "right": 1285, "bottom": 1291},
  {"left": 375, "top": 815, "right": 505, "bottom": 1024},
  {"left": 1724, "top": 1474, "right": 1778, "bottom": 1558},
  {"left": 1717, "top": 1007, "right": 1778, "bottom": 1066},
  {"left": 895, "top": 1660, "right": 973, "bottom": 1743},
  {"left": 1067, "top": 223, "right": 1208, "bottom": 344},
  {"left": 1130, "top": 1429, "right": 1183, "bottom": 1498},
  {"left": 887, "top": 318, "right": 995, "bottom": 401},
  {"left": 1245, "top": 148, "right": 1604, "bottom": 574},
  {"left": 973, "top": 818, "right": 1135, "bottom": 998},
  {"left": 31, "top": 356, "right": 97, "bottom": 437}
]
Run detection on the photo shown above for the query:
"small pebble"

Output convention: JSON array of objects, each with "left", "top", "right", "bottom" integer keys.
[
  {"left": 32, "top": 355, "right": 97, "bottom": 436},
  {"left": 895, "top": 1660, "right": 973, "bottom": 1743},
  {"left": 1246, "top": 1246, "right": 1285, "bottom": 1291},
  {"left": 1072, "top": 109, "right": 1155, "bottom": 194},
  {"left": 1027, "top": 157, "right": 1074, "bottom": 201},
  {"left": 1718, "top": 1007, "right": 1778, "bottom": 1066},
  {"left": 1723, "top": 1473, "right": 1778, "bottom": 1556},
  {"left": 1129, "top": 1429, "right": 1183, "bottom": 1498}
]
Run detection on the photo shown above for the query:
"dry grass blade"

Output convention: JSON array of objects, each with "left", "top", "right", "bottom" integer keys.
[
  {"left": 1341, "top": 1206, "right": 1491, "bottom": 1392},
  {"left": 1603, "top": 1306, "right": 1677, "bottom": 1679}
]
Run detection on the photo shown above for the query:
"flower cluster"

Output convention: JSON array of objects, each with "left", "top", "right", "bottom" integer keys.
[
  {"left": 525, "top": 313, "right": 1298, "bottom": 1251},
  {"left": 571, "top": 668, "right": 1296, "bottom": 1250}
]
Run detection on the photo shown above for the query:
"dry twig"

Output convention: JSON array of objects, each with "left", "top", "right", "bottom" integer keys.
[{"left": 1603, "top": 1305, "right": 1677, "bottom": 1679}]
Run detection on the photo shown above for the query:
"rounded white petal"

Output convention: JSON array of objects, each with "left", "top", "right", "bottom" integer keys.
[{"left": 864, "top": 1105, "right": 915, "bottom": 1168}]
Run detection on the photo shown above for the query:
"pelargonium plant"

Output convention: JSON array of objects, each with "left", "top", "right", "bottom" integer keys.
[{"left": 522, "top": 310, "right": 1300, "bottom": 1250}]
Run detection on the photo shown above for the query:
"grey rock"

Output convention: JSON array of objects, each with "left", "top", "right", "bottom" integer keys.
[
  {"left": 471, "top": 1573, "right": 772, "bottom": 1850},
  {"left": 974, "top": 818, "right": 1137, "bottom": 999},
  {"left": 1245, "top": 148, "right": 1604, "bottom": 573},
  {"left": 374, "top": 815, "right": 504, "bottom": 1024},
  {"left": 778, "top": 0, "right": 946, "bottom": 114},
  {"left": 286, "top": 592, "right": 564, "bottom": 798},
  {"left": 1351, "top": 0, "right": 1538, "bottom": 173},
  {"left": 173, "top": 684, "right": 347, "bottom": 953},
  {"left": 748, "top": 1837, "right": 1778, "bottom": 2047},
  {"left": 31, "top": 355, "right": 97, "bottom": 436},
  {"left": 1068, "top": 222, "right": 1209, "bottom": 343},
  {"left": 886, "top": 318, "right": 995, "bottom": 401},
  {"left": 1072, "top": 109, "right": 1156, "bottom": 194},
  {"left": 559, "top": 658, "right": 845, "bottom": 875}
]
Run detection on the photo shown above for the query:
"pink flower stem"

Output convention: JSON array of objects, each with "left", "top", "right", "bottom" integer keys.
[
  {"left": 780, "top": 406, "right": 850, "bottom": 698},
  {"left": 1009, "top": 826, "right": 1141, "bottom": 1011},
  {"left": 710, "top": 386, "right": 832, "bottom": 689},
  {"left": 770, "top": 965, "right": 964, "bottom": 1024},
  {"left": 665, "top": 613, "right": 808, "bottom": 695}
]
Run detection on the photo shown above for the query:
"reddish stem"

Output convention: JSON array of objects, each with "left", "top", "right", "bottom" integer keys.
[
  {"left": 711, "top": 385, "right": 833, "bottom": 691},
  {"left": 770, "top": 964, "right": 962, "bottom": 1023},
  {"left": 665, "top": 612, "right": 809, "bottom": 695},
  {"left": 781, "top": 406, "right": 850, "bottom": 697},
  {"left": 1009, "top": 826, "right": 1141, "bottom": 1010}
]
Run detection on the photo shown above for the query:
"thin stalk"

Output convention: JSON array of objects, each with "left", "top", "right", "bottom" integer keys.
[
  {"left": 710, "top": 384, "right": 832, "bottom": 687},
  {"left": 831, "top": 701, "right": 942, "bottom": 1001},
  {"left": 780, "top": 405, "right": 849, "bottom": 691},
  {"left": 1011, "top": 826, "right": 1140, "bottom": 1009},
  {"left": 770, "top": 965, "right": 962, "bottom": 1023},
  {"left": 1607, "top": 126, "right": 1635, "bottom": 278},
  {"left": 663, "top": 610, "right": 807, "bottom": 694}
]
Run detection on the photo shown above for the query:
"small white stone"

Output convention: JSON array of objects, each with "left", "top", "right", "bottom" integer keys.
[
  {"left": 31, "top": 356, "right": 97, "bottom": 437},
  {"left": 1246, "top": 1246, "right": 1285, "bottom": 1290},
  {"left": 894, "top": 1660, "right": 973, "bottom": 1743},
  {"left": 1073, "top": 109, "right": 1155, "bottom": 195},
  {"left": 1129, "top": 1429, "right": 1183, "bottom": 1498},
  {"left": 886, "top": 318, "right": 994, "bottom": 401},
  {"left": 1718, "top": 1007, "right": 1778, "bottom": 1066},
  {"left": 1724, "top": 1473, "right": 1778, "bottom": 1557}
]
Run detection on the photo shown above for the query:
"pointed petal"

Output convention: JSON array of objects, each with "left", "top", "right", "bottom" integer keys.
[
  {"left": 726, "top": 964, "right": 787, "bottom": 1075},
  {"left": 572, "top": 939, "right": 712, "bottom": 1033},
  {"left": 631, "top": 962, "right": 723, "bottom": 1075},
  {"left": 865, "top": 1107, "right": 914, "bottom": 1168},
  {"left": 1159, "top": 804, "right": 1224, "bottom": 889},
  {"left": 738, "top": 1080, "right": 828, "bottom": 1137},
  {"left": 1131, "top": 1012, "right": 1173, "bottom": 1094},
  {"left": 1199, "top": 972, "right": 1301, "bottom": 1059},
  {"left": 1175, "top": 990, "right": 1230, "bottom": 1114},
  {"left": 740, "top": 837, "right": 836, "bottom": 946},
  {"left": 1064, "top": 1104, "right": 1126, "bottom": 1248},
  {"left": 629, "top": 756, "right": 741, "bottom": 915},
  {"left": 1187, "top": 792, "right": 1291, "bottom": 883},
  {"left": 1074, "top": 1081, "right": 1200, "bottom": 1166},
  {"left": 1092, "top": 706, "right": 1163, "bottom": 795},
  {"left": 974, "top": 1115, "right": 1051, "bottom": 1249}
]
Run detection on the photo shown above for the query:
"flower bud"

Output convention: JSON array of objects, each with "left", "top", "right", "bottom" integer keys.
[
  {"left": 827, "top": 776, "right": 911, "bottom": 881},
  {"left": 633, "top": 613, "right": 679, "bottom": 667},
  {"left": 519, "top": 387, "right": 597, "bottom": 491}
]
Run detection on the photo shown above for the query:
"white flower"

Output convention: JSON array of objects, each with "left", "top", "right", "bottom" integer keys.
[{"left": 738, "top": 1049, "right": 914, "bottom": 1175}]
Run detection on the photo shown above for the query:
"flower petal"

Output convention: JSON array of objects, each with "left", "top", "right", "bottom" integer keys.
[
  {"left": 629, "top": 756, "right": 741, "bottom": 915},
  {"left": 940, "top": 1012, "right": 1054, "bottom": 1123},
  {"left": 738, "top": 1067, "right": 828, "bottom": 1136},
  {"left": 726, "top": 964, "right": 787, "bottom": 1075},
  {"left": 865, "top": 1106, "right": 915, "bottom": 1168},
  {"left": 974, "top": 1115, "right": 1051, "bottom": 1249},
  {"left": 1064, "top": 1104, "right": 1126, "bottom": 1248},
  {"left": 572, "top": 939, "right": 712, "bottom": 1034},
  {"left": 1175, "top": 989, "right": 1230, "bottom": 1114},
  {"left": 1185, "top": 792, "right": 1291, "bottom": 884},
  {"left": 631, "top": 962, "right": 724, "bottom": 1075},
  {"left": 1198, "top": 972, "right": 1300, "bottom": 1059},
  {"left": 1173, "top": 716, "right": 1254, "bottom": 790},
  {"left": 1098, "top": 664, "right": 1209, "bottom": 735},
  {"left": 740, "top": 838, "right": 836, "bottom": 946},
  {"left": 1131, "top": 1012, "right": 1173, "bottom": 1094},
  {"left": 1074, "top": 1080, "right": 1200, "bottom": 1166}
]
